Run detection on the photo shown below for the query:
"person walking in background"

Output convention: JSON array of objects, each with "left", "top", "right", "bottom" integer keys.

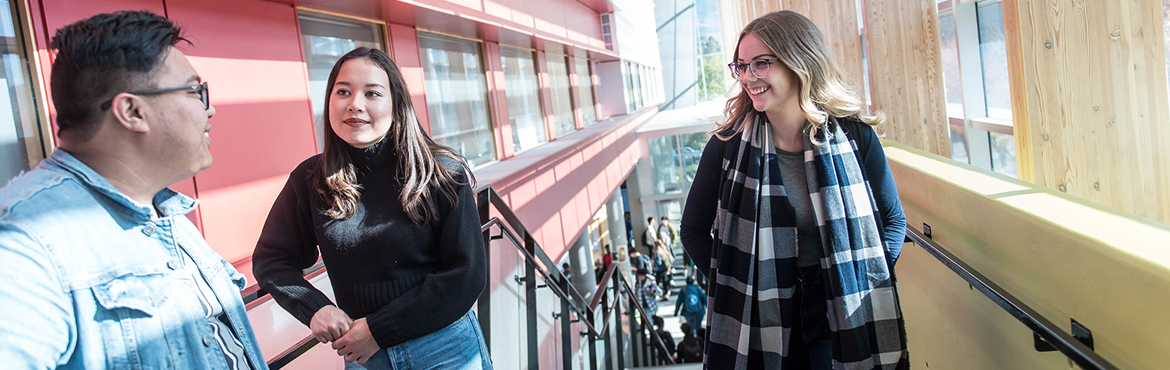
[
  {"left": 680, "top": 10, "right": 909, "bottom": 370},
  {"left": 642, "top": 216, "right": 660, "bottom": 254},
  {"left": 652, "top": 240, "right": 674, "bottom": 300},
  {"left": 628, "top": 247, "right": 649, "bottom": 276},
  {"left": 253, "top": 47, "right": 491, "bottom": 369},
  {"left": 0, "top": 11, "right": 268, "bottom": 369},
  {"left": 673, "top": 276, "right": 707, "bottom": 330},
  {"left": 658, "top": 216, "right": 678, "bottom": 250},
  {"left": 601, "top": 244, "right": 613, "bottom": 271},
  {"left": 594, "top": 260, "right": 605, "bottom": 284},
  {"left": 657, "top": 217, "right": 680, "bottom": 297},
  {"left": 634, "top": 270, "right": 662, "bottom": 317},
  {"left": 675, "top": 323, "right": 704, "bottom": 363},
  {"left": 652, "top": 315, "right": 676, "bottom": 356},
  {"left": 625, "top": 211, "right": 634, "bottom": 242}
]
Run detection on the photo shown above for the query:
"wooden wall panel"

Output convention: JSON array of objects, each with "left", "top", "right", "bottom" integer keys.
[
  {"left": 864, "top": 0, "right": 949, "bottom": 157},
  {"left": 1006, "top": 0, "right": 1170, "bottom": 224}
]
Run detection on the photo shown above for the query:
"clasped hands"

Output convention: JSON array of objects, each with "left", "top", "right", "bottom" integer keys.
[{"left": 310, "top": 305, "right": 379, "bottom": 364}]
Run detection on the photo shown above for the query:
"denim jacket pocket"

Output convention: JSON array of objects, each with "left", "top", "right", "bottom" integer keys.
[{"left": 92, "top": 271, "right": 171, "bottom": 317}]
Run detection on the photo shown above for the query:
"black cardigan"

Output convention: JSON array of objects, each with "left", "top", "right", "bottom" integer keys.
[
  {"left": 680, "top": 119, "right": 908, "bottom": 276},
  {"left": 252, "top": 140, "right": 486, "bottom": 348}
]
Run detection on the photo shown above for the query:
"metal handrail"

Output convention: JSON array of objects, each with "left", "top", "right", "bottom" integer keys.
[
  {"left": 476, "top": 184, "right": 676, "bottom": 368},
  {"left": 906, "top": 225, "right": 1118, "bottom": 370},
  {"left": 486, "top": 216, "right": 673, "bottom": 359},
  {"left": 242, "top": 266, "right": 325, "bottom": 369},
  {"left": 482, "top": 216, "right": 604, "bottom": 336}
]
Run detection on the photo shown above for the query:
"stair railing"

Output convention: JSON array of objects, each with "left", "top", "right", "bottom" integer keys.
[{"left": 476, "top": 184, "right": 676, "bottom": 369}]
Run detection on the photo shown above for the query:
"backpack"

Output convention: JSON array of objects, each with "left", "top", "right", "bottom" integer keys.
[
  {"left": 683, "top": 286, "right": 702, "bottom": 313},
  {"left": 676, "top": 337, "right": 703, "bottom": 363},
  {"left": 653, "top": 253, "right": 667, "bottom": 272}
]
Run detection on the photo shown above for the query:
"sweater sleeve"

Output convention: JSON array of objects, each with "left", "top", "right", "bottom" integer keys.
[
  {"left": 853, "top": 124, "right": 908, "bottom": 265},
  {"left": 680, "top": 135, "right": 725, "bottom": 278},
  {"left": 364, "top": 169, "right": 487, "bottom": 348},
  {"left": 252, "top": 159, "right": 336, "bottom": 326}
]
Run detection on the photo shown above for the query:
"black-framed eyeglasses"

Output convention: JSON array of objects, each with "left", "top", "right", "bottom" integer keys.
[
  {"left": 727, "top": 57, "right": 780, "bottom": 80},
  {"left": 100, "top": 82, "right": 209, "bottom": 110}
]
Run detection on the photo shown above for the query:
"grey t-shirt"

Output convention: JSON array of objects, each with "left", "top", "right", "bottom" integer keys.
[{"left": 775, "top": 148, "right": 824, "bottom": 267}]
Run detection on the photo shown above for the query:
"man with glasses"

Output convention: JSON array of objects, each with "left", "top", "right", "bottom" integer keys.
[{"left": 0, "top": 11, "right": 267, "bottom": 369}]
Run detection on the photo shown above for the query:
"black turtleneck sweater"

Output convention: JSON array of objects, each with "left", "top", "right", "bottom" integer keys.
[{"left": 252, "top": 140, "right": 486, "bottom": 348}]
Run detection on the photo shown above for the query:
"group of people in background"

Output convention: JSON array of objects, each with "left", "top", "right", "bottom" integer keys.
[{"left": 0, "top": 7, "right": 909, "bottom": 370}]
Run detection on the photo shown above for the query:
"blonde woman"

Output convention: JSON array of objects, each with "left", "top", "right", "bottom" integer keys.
[
  {"left": 680, "top": 11, "right": 908, "bottom": 369},
  {"left": 253, "top": 47, "right": 491, "bottom": 369}
]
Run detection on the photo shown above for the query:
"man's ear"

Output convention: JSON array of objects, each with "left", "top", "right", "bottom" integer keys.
[{"left": 108, "top": 93, "right": 151, "bottom": 133}]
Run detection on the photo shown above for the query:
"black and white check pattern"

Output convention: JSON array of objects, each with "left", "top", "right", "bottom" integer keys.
[{"left": 705, "top": 114, "right": 908, "bottom": 369}]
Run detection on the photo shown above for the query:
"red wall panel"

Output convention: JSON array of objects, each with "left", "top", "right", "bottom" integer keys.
[
  {"left": 166, "top": 0, "right": 317, "bottom": 264},
  {"left": 386, "top": 23, "right": 430, "bottom": 134},
  {"left": 37, "top": 0, "right": 166, "bottom": 46},
  {"left": 481, "top": 42, "right": 513, "bottom": 159}
]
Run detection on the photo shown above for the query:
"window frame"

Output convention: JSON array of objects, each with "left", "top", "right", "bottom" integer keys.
[
  {"left": 545, "top": 50, "right": 577, "bottom": 137},
  {"left": 499, "top": 45, "right": 549, "bottom": 154},
  {"left": 295, "top": 8, "right": 389, "bottom": 152},
  {"left": 574, "top": 56, "right": 598, "bottom": 127},
  {"left": 2, "top": 0, "right": 52, "bottom": 177},
  {"left": 937, "top": 0, "right": 1016, "bottom": 176},
  {"left": 416, "top": 30, "right": 499, "bottom": 168}
]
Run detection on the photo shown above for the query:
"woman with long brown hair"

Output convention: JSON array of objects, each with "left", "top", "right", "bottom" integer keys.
[
  {"left": 680, "top": 11, "right": 909, "bottom": 369},
  {"left": 253, "top": 47, "right": 491, "bottom": 369}
]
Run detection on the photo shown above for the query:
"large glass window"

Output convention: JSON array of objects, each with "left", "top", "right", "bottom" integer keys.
[
  {"left": 649, "top": 132, "right": 706, "bottom": 195},
  {"left": 1165, "top": 0, "right": 1170, "bottom": 102},
  {"left": 940, "top": 14, "right": 963, "bottom": 119},
  {"left": 935, "top": 0, "right": 1016, "bottom": 176},
  {"left": 419, "top": 33, "right": 496, "bottom": 166},
  {"left": 631, "top": 63, "right": 643, "bottom": 109},
  {"left": 298, "top": 11, "right": 384, "bottom": 150},
  {"left": 640, "top": 65, "right": 651, "bottom": 107},
  {"left": 500, "top": 46, "right": 546, "bottom": 153},
  {"left": 0, "top": 0, "right": 44, "bottom": 183},
  {"left": 939, "top": 13, "right": 970, "bottom": 164},
  {"left": 623, "top": 62, "right": 635, "bottom": 112},
  {"left": 989, "top": 131, "right": 1017, "bottom": 177},
  {"left": 575, "top": 57, "right": 597, "bottom": 125},
  {"left": 546, "top": 52, "right": 576, "bottom": 137},
  {"left": 977, "top": 2, "right": 1011, "bottom": 120}
]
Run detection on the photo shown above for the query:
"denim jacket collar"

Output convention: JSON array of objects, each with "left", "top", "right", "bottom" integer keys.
[{"left": 45, "top": 149, "right": 199, "bottom": 219}]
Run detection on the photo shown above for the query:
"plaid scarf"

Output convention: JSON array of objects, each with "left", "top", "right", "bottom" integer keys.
[{"left": 704, "top": 114, "right": 908, "bottom": 369}]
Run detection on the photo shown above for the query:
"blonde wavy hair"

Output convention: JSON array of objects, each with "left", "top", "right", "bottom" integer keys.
[{"left": 714, "top": 10, "right": 884, "bottom": 144}]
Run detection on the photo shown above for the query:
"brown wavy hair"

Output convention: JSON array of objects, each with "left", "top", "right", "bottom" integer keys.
[
  {"left": 714, "top": 10, "right": 884, "bottom": 143},
  {"left": 312, "top": 47, "right": 473, "bottom": 224}
]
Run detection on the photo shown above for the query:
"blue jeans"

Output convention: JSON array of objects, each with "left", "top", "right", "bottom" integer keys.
[
  {"left": 345, "top": 310, "right": 492, "bottom": 370},
  {"left": 799, "top": 266, "right": 832, "bottom": 370},
  {"left": 681, "top": 312, "right": 704, "bottom": 333},
  {"left": 808, "top": 339, "right": 832, "bottom": 370}
]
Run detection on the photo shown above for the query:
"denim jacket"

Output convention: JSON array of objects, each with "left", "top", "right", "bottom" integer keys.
[{"left": 0, "top": 150, "right": 269, "bottom": 370}]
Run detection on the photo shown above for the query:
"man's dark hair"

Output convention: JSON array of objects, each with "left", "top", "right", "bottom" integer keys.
[
  {"left": 661, "top": 216, "right": 669, "bottom": 221},
  {"left": 647, "top": 217, "right": 654, "bottom": 224},
  {"left": 652, "top": 315, "right": 664, "bottom": 329},
  {"left": 636, "top": 269, "right": 647, "bottom": 277},
  {"left": 50, "top": 10, "right": 188, "bottom": 141}
]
